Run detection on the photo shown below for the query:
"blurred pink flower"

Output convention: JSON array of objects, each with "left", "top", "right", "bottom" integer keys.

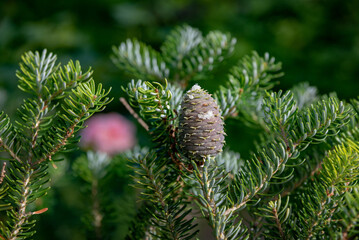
[{"left": 80, "top": 113, "right": 136, "bottom": 155}]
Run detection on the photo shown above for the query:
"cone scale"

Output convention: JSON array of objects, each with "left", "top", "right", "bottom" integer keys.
[{"left": 178, "top": 84, "right": 225, "bottom": 162}]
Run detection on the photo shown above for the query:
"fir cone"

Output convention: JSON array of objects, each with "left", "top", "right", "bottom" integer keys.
[{"left": 178, "top": 84, "right": 225, "bottom": 161}]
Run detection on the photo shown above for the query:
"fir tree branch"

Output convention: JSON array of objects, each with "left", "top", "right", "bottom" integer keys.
[
  {"left": 113, "top": 25, "right": 359, "bottom": 239},
  {"left": 224, "top": 139, "right": 293, "bottom": 216},
  {"left": 8, "top": 165, "right": 33, "bottom": 240},
  {"left": 0, "top": 163, "right": 11, "bottom": 230},
  {"left": 16, "top": 49, "right": 59, "bottom": 96},
  {"left": 27, "top": 99, "right": 53, "bottom": 163},
  {"left": 144, "top": 166, "right": 179, "bottom": 239},
  {"left": 191, "top": 158, "right": 247, "bottom": 240},
  {"left": 256, "top": 195, "right": 290, "bottom": 240},
  {"left": 215, "top": 52, "right": 283, "bottom": 121},
  {"left": 35, "top": 82, "right": 111, "bottom": 165},
  {"left": 304, "top": 189, "right": 339, "bottom": 240},
  {"left": 192, "top": 161, "right": 226, "bottom": 240},
  {"left": 3, "top": 162, "right": 49, "bottom": 240},
  {"left": 0, "top": 112, "right": 21, "bottom": 163},
  {"left": 288, "top": 140, "right": 359, "bottom": 239},
  {"left": 339, "top": 188, "right": 359, "bottom": 239},
  {"left": 130, "top": 152, "right": 198, "bottom": 240},
  {"left": 161, "top": 25, "right": 203, "bottom": 74},
  {"left": 0, "top": 50, "right": 111, "bottom": 239},
  {"left": 224, "top": 155, "right": 284, "bottom": 216},
  {"left": 225, "top": 93, "right": 352, "bottom": 217},
  {"left": 341, "top": 202, "right": 359, "bottom": 239},
  {"left": 122, "top": 79, "right": 181, "bottom": 167},
  {"left": 280, "top": 159, "right": 322, "bottom": 198},
  {"left": 272, "top": 207, "right": 285, "bottom": 240},
  {"left": 112, "top": 39, "right": 169, "bottom": 82},
  {"left": 28, "top": 61, "right": 92, "bottom": 162},
  {"left": 34, "top": 122, "right": 75, "bottom": 165},
  {"left": 176, "top": 31, "right": 236, "bottom": 87}
]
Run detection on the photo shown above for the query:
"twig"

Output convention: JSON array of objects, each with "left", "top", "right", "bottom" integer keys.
[
  {"left": 120, "top": 97, "right": 149, "bottom": 131},
  {"left": 281, "top": 160, "right": 322, "bottom": 198},
  {"left": 92, "top": 179, "right": 103, "bottom": 240},
  {"left": 272, "top": 206, "right": 286, "bottom": 240},
  {"left": 33, "top": 126, "right": 75, "bottom": 165},
  {"left": 34, "top": 99, "right": 94, "bottom": 165},
  {"left": 0, "top": 162, "right": 6, "bottom": 184},
  {"left": 9, "top": 165, "right": 33, "bottom": 240},
  {"left": 0, "top": 137, "right": 22, "bottom": 163}
]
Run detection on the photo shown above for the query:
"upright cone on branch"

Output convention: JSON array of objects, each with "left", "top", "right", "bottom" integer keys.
[{"left": 178, "top": 84, "right": 225, "bottom": 162}]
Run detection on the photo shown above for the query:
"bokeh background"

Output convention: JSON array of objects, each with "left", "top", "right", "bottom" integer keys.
[{"left": 1, "top": 0, "right": 359, "bottom": 239}]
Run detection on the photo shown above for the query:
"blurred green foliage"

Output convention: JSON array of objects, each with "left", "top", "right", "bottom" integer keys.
[
  {"left": 1, "top": 0, "right": 359, "bottom": 103},
  {"left": 1, "top": 0, "right": 358, "bottom": 239}
]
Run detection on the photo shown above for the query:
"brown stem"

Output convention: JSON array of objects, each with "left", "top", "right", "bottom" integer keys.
[
  {"left": 33, "top": 126, "right": 75, "bottom": 165},
  {"left": 29, "top": 100, "right": 48, "bottom": 163},
  {"left": 92, "top": 179, "right": 103, "bottom": 240},
  {"left": 272, "top": 206, "right": 286, "bottom": 240},
  {"left": 0, "top": 162, "right": 6, "bottom": 184},
  {"left": 0, "top": 137, "right": 21, "bottom": 163},
  {"left": 120, "top": 97, "right": 149, "bottom": 131},
  {"left": 8, "top": 166, "right": 33, "bottom": 240}
]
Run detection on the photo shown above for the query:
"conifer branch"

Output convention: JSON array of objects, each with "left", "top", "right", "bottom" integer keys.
[
  {"left": 125, "top": 202, "right": 155, "bottom": 240},
  {"left": 256, "top": 195, "right": 290, "bottom": 240},
  {"left": 287, "top": 140, "right": 359, "bottom": 239},
  {"left": 273, "top": 208, "right": 285, "bottom": 240},
  {"left": 130, "top": 152, "right": 198, "bottom": 239},
  {"left": 8, "top": 165, "right": 33, "bottom": 240},
  {"left": 225, "top": 92, "right": 352, "bottom": 217},
  {"left": 28, "top": 62, "right": 91, "bottom": 162},
  {"left": 33, "top": 118, "right": 76, "bottom": 165},
  {"left": 112, "top": 39, "right": 169, "bottom": 82},
  {"left": 0, "top": 112, "right": 21, "bottom": 163},
  {"left": 192, "top": 160, "right": 227, "bottom": 240},
  {"left": 0, "top": 137, "right": 21, "bottom": 163},
  {"left": 341, "top": 196, "right": 359, "bottom": 239},
  {"left": 191, "top": 158, "right": 247, "bottom": 239},
  {"left": 113, "top": 25, "right": 359, "bottom": 239},
  {"left": 175, "top": 30, "right": 236, "bottom": 86},
  {"left": 338, "top": 188, "right": 359, "bottom": 239},
  {"left": 144, "top": 165, "right": 179, "bottom": 239},
  {"left": 161, "top": 25, "right": 203, "bottom": 72},
  {"left": 0, "top": 50, "right": 111, "bottom": 239},
  {"left": 215, "top": 52, "right": 283, "bottom": 121},
  {"left": 280, "top": 159, "right": 322, "bottom": 198}
]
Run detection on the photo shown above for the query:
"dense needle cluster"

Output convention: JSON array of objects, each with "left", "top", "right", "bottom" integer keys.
[{"left": 178, "top": 84, "right": 225, "bottom": 161}]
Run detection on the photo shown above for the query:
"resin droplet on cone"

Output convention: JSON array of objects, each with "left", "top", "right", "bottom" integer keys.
[{"left": 178, "top": 84, "right": 225, "bottom": 161}]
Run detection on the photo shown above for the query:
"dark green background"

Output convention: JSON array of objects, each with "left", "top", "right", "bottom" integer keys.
[
  {"left": 0, "top": 0, "right": 358, "bottom": 239},
  {"left": 1, "top": 0, "right": 359, "bottom": 105}
]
